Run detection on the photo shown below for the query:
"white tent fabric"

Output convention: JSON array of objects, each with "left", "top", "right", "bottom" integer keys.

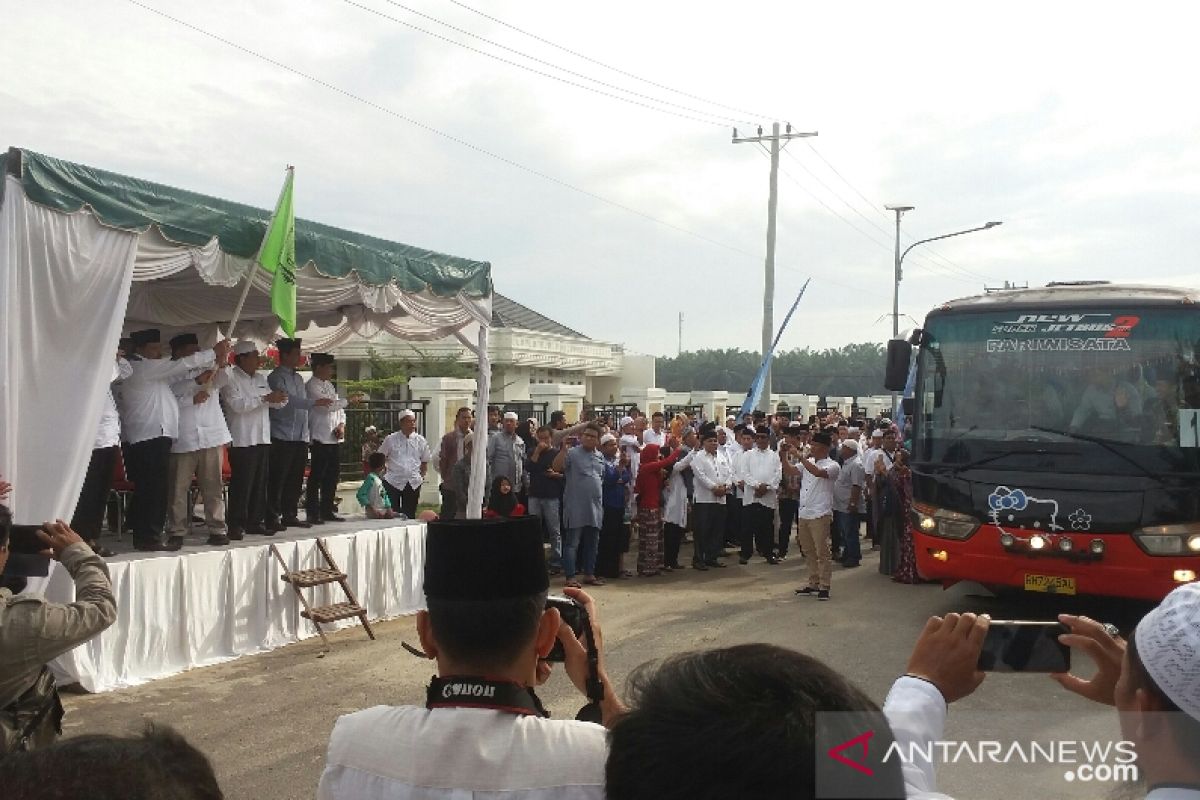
[
  {"left": 0, "top": 178, "right": 139, "bottom": 523},
  {"left": 30, "top": 521, "right": 427, "bottom": 692},
  {"left": 0, "top": 176, "right": 492, "bottom": 523}
]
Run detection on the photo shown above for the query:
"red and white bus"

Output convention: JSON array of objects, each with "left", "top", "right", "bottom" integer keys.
[{"left": 888, "top": 282, "right": 1200, "bottom": 600}]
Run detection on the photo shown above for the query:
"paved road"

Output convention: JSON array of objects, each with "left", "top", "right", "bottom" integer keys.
[{"left": 61, "top": 545, "right": 1155, "bottom": 799}]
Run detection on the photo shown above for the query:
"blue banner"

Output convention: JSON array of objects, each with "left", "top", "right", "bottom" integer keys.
[{"left": 738, "top": 279, "right": 811, "bottom": 420}]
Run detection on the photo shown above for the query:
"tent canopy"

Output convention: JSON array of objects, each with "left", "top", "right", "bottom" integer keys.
[
  {"left": 1, "top": 147, "right": 492, "bottom": 347},
  {"left": 0, "top": 147, "right": 493, "bottom": 523}
]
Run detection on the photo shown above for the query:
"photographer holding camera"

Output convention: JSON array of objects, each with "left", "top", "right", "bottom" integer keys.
[
  {"left": 318, "top": 516, "right": 625, "bottom": 799},
  {"left": 0, "top": 486, "right": 118, "bottom": 753}
]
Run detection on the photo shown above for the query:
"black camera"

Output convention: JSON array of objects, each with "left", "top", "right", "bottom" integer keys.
[
  {"left": 544, "top": 594, "right": 589, "bottom": 663},
  {"left": 1, "top": 506, "right": 51, "bottom": 579}
]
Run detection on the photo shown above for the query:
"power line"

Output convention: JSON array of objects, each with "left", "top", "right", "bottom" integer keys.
[
  {"left": 369, "top": 0, "right": 756, "bottom": 126},
  {"left": 770, "top": 154, "right": 979, "bottom": 287},
  {"left": 801, "top": 142, "right": 993, "bottom": 281},
  {"left": 341, "top": 0, "right": 735, "bottom": 128},
  {"left": 446, "top": 0, "right": 777, "bottom": 123},
  {"left": 783, "top": 148, "right": 993, "bottom": 284},
  {"left": 122, "top": 0, "right": 754, "bottom": 253}
]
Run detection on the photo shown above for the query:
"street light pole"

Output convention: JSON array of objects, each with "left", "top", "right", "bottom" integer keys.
[
  {"left": 885, "top": 205, "right": 914, "bottom": 416},
  {"left": 882, "top": 213, "right": 1004, "bottom": 415}
]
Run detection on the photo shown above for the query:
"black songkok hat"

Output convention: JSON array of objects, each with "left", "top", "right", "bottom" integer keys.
[
  {"left": 700, "top": 428, "right": 719, "bottom": 442},
  {"left": 130, "top": 329, "right": 161, "bottom": 347},
  {"left": 424, "top": 517, "right": 549, "bottom": 601},
  {"left": 811, "top": 431, "right": 834, "bottom": 447},
  {"left": 169, "top": 332, "right": 199, "bottom": 350},
  {"left": 309, "top": 352, "right": 335, "bottom": 367},
  {"left": 754, "top": 425, "right": 771, "bottom": 436},
  {"left": 275, "top": 338, "right": 303, "bottom": 353}
]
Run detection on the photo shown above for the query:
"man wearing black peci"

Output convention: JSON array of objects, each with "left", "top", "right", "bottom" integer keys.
[
  {"left": 319, "top": 516, "right": 625, "bottom": 799},
  {"left": 267, "top": 338, "right": 334, "bottom": 530}
]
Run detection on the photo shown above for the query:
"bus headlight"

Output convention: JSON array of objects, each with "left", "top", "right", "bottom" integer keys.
[
  {"left": 912, "top": 503, "right": 980, "bottom": 541},
  {"left": 1090, "top": 539, "right": 1106, "bottom": 555},
  {"left": 1029, "top": 534, "right": 1047, "bottom": 551},
  {"left": 1057, "top": 537, "right": 1074, "bottom": 553},
  {"left": 1133, "top": 523, "right": 1200, "bottom": 556}
]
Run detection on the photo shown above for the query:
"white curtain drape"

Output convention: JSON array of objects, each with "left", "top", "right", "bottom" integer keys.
[{"left": 0, "top": 178, "right": 138, "bottom": 523}]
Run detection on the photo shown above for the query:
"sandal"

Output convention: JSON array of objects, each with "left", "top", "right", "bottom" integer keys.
[
  {"left": 583, "top": 576, "right": 606, "bottom": 586},
  {"left": 564, "top": 579, "right": 583, "bottom": 589}
]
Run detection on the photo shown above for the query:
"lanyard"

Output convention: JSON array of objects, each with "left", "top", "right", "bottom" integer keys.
[{"left": 426, "top": 676, "right": 549, "bottom": 718}]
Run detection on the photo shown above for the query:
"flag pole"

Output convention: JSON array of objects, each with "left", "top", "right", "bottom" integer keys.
[{"left": 226, "top": 165, "right": 294, "bottom": 340}]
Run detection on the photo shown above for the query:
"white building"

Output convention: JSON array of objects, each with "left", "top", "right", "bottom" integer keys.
[{"left": 330, "top": 292, "right": 638, "bottom": 414}]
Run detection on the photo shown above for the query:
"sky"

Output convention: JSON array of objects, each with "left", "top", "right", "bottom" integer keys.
[{"left": 3, "top": 1, "right": 1199, "bottom": 357}]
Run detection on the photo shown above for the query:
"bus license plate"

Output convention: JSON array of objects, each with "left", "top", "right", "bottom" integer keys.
[{"left": 1024, "top": 574, "right": 1076, "bottom": 595}]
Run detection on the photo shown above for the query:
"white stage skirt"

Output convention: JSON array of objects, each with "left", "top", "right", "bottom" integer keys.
[{"left": 34, "top": 520, "right": 426, "bottom": 693}]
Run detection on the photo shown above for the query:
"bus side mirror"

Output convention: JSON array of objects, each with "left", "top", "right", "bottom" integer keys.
[
  {"left": 901, "top": 397, "right": 915, "bottom": 418},
  {"left": 884, "top": 339, "right": 912, "bottom": 391}
]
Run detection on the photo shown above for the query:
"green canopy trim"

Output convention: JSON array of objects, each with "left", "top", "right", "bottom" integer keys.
[{"left": 2, "top": 147, "right": 491, "bottom": 298}]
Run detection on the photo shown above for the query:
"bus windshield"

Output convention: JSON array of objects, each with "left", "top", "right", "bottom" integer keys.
[{"left": 913, "top": 306, "right": 1200, "bottom": 476}]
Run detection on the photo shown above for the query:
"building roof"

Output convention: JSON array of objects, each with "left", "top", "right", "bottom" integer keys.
[{"left": 493, "top": 293, "right": 588, "bottom": 339}]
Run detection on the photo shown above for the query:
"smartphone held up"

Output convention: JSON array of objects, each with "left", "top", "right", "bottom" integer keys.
[{"left": 977, "top": 620, "right": 1071, "bottom": 673}]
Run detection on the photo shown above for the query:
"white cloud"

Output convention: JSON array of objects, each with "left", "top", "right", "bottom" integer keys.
[{"left": 2, "top": 0, "right": 1197, "bottom": 358}]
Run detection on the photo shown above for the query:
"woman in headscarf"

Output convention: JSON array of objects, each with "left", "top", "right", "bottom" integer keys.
[
  {"left": 484, "top": 476, "right": 525, "bottom": 519},
  {"left": 633, "top": 441, "right": 680, "bottom": 577},
  {"left": 890, "top": 449, "right": 920, "bottom": 584}
]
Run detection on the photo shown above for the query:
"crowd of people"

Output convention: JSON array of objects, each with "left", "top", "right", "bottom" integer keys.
[
  {"left": 75, "top": 332, "right": 351, "bottom": 555},
  {"left": 3, "top": 485, "right": 1198, "bottom": 799},
  {"left": 413, "top": 403, "right": 923, "bottom": 600}
]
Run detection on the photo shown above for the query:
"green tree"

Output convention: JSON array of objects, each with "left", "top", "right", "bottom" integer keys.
[{"left": 656, "top": 343, "right": 887, "bottom": 398}]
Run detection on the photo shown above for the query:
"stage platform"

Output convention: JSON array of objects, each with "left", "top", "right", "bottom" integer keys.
[{"left": 32, "top": 518, "right": 427, "bottom": 693}]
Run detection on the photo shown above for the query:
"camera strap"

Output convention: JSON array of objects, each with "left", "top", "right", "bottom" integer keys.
[{"left": 426, "top": 676, "right": 549, "bottom": 718}]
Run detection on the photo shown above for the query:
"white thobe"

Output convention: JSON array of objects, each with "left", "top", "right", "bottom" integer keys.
[
  {"left": 118, "top": 349, "right": 217, "bottom": 444},
  {"left": 93, "top": 358, "right": 133, "bottom": 449},
  {"left": 306, "top": 377, "right": 348, "bottom": 444},
  {"left": 220, "top": 367, "right": 285, "bottom": 447},
  {"left": 171, "top": 369, "right": 231, "bottom": 453},
  {"left": 318, "top": 705, "right": 607, "bottom": 800},
  {"left": 662, "top": 447, "right": 697, "bottom": 527},
  {"left": 737, "top": 447, "right": 783, "bottom": 510}
]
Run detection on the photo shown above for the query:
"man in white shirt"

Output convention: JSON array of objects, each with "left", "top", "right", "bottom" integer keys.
[
  {"left": 722, "top": 426, "right": 754, "bottom": 552},
  {"left": 736, "top": 426, "right": 782, "bottom": 565},
  {"left": 70, "top": 351, "right": 132, "bottom": 556},
  {"left": 486, "top": 411, "right": 526, "bottom": 492},
  {"left": 378, "top": 410, "right": 430, "bottom": 519},
  {"left": 689, "top": 429, "right": 733, "bottom": 570},
  {"left": 220, "top": 341, "right": 288, "bottom": 539},
  {"left": 642, "top": 411, "right": 667, "bottom": 447},
  {"left": 304, "top": 353, "right": 349, "bottom": 525},
  {"left": 166, "top": 333, "right": 232, "bottom": 547},
  {"left": 118, "top": 329, "right": 230, "bottom": 551},
  {"left": 790, "top": 431, "right": 841, "bottom": 600},
  {"left": 318, "top": 516, "right": 625, "bottom": 800}
]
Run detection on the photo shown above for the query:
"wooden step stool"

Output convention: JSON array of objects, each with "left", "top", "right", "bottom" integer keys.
[{"left": 271, "top": 538, "right": 375, "bottom": 654}]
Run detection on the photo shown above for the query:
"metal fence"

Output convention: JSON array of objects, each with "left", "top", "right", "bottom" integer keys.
[
  {"left": 664, "top": 404, "right": 705, "bottom": 420},
  {"left": 586, "top": 403, "right": 637, "bottom": 424},
  {"left": 341, "top": 399, "right": 429, "bottom": 480},
  {"left": 496, "top": 402, "right": 549, "bottom": 427}
]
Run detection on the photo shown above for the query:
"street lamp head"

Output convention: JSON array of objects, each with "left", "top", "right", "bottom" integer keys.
[
  {"left": 984, "top": 221, "right": 1003, "bottom": 228},
  {"left": 886, "top": 205, "right": 915, "bottom": 213}
]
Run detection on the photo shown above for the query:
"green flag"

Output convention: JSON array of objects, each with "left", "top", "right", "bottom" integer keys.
[{"left": 257, "top": 167, "right": 297, "bottom": 337}]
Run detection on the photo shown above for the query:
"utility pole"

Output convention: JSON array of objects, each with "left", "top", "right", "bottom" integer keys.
[
  {"left": 884, "top": 204, "right": 914, "bottom": 417},
  {"left": 678, "top": 311, "right": 683, "bottom": 356},
  {"left": 733, "top": 122, "right": 817, "bottom": 413}
]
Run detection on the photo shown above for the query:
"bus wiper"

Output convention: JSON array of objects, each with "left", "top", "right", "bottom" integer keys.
[
  {"left": 935, "top": 448, "right": 1049, "bottom": 474},
  {"left": 1029, "top": 426, "right": 1154, "bottom": 479}
]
